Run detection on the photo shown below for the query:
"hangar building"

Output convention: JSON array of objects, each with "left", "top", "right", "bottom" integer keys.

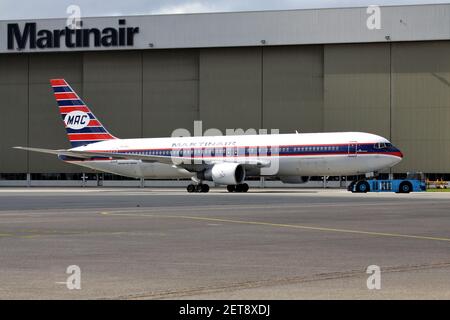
[{"left": 0, "top": 4, "right": 449, "bottom": 183}]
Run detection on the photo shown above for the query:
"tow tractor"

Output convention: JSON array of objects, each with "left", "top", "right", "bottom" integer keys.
[{"left": 348, "top": 172, "right": 426, "bottom": 193}]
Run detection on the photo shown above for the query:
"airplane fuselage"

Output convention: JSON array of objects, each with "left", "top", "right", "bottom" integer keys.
[
  {"left": 62, "top": 132, "right": 403, "bottom": 180},
  {"left": 15, "top": 79, "right": 404, "bottom": 193}
]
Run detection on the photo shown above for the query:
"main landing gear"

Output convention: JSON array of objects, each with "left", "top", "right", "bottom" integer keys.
[
  {"left": 227, "top": 183, "right": 249, "bottom": 193},
  {"left": 186, "top": 183, "right": 250, "bottom": 193},
  {"left": 187, "top": 183, "right": 210, "bottom": 193}
]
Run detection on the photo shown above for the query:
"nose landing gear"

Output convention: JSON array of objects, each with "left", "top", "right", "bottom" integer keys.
[{"left": 186, "top": 183, "right": 250, "bottom": 193}]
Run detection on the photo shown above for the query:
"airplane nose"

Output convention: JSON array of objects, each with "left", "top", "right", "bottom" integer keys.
[
  {"left": 395, "top": 146, "right": 403, "bottom": 158},
  {"left": 390, "top": 143, "right": 403, "bottom": 158},
  {"left": 391, "top": 146, "right": 403, "bottom": 165}
]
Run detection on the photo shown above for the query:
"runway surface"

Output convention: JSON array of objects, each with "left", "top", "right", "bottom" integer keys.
[{"left": 0, "top": 187, "right": 449, "bottom": 299}]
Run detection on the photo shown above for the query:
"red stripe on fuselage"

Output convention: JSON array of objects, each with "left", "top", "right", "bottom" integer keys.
[
  {"left": 64, "top": 151, "right": 402, "bottom": 163},
  {"left": 74, "top": 150, "right": 401, "bottom": 158},
  {"left": 87, "top": 142, "right": 382, "bottom": 153}
]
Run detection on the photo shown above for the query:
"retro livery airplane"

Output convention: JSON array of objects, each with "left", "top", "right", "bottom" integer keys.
[{"left": 14, "top": 79, "right": 403, "bottom": 193}]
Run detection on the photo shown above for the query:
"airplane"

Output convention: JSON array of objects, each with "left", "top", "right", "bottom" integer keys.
[{"left": 14, "top": 79, "right": 403, "bottom": 193}]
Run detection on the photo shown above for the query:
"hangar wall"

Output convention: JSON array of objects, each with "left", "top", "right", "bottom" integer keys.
[
  {"left": 0, "top": 55, "right": 29, "bottom": 173},
  {"left": 323, "top": 41, "right": 450, "bottom": 174},
  {"left": 391, "top": 41, "right": 450, "bottom": 173},
  {"left": 199, "top": 47, "right": 262, "bottom": 131},
  {"left": 324, "top": 43, "right": 391, "bottom": 138},
  {"left": 0, "top": 41, "right": 449, "bottom": 174},
  {"left": 263, "top": 46, "right": 324, "bottom": 133}
]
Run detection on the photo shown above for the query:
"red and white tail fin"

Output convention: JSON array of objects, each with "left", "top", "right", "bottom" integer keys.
[{"left": 50, "top": 79, "right": 117, "bottom": 148}]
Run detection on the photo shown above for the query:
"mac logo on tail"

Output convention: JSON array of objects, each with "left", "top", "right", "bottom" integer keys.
[{"left": 64, "top": 111, "right": 89, "bottom": 130}]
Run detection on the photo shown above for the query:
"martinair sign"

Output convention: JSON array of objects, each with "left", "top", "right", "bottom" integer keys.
[
  {"left": 7, "top": 19, "right": 139, "bottom": 50},
  {"left": 1, "top": 7, "right": 444, "bottom": 53}
]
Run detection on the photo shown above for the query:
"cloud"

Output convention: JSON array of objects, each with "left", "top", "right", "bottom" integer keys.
[
  {"left": 0, "top": 0, "right": 449, "bottom": 20},
  {"left": 151, "top": 1, "right": 226, "bottom": 14}
]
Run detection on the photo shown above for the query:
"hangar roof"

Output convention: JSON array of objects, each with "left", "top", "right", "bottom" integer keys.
[{"left": 1, "top": 3, "right": 449, "bottom": 53}]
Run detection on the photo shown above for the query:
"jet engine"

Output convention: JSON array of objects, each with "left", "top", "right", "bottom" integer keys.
[
  {"left": 280, "top": 176, "right": 310, "bottom": 184},
  {"left": 201, "top": 163, "right": 246, "bottom": 185}
]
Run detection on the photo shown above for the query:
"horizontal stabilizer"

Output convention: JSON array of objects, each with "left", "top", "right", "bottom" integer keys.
[{"left": 13, "top": 146, "right": 90, "bottom": 159}]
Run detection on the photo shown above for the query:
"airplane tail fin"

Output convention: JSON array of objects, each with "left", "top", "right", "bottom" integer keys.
[{"left": 50, "top": 79, "right": 117, "bottom": 148}]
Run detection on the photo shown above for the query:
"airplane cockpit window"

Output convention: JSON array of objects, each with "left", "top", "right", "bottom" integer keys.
[
  {"left": 374, "top": 143, "right": 393, "bottom": 149},
  {"left": 374, "top": 142, "right": 387, "bottom": 149}
]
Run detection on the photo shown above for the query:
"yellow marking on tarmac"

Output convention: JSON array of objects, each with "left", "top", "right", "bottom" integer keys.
[
  {"left": 99, "top": 211, "right": 450, "bottom": 243},
  {"left": 0, "top": 233, "right": 13, "bottom": 237},
  {"left": 0, "top": 233, "right": 39, "bottom": 239},
  {"left": 0, "top": 229, "right": 130, "bottom": 239}
]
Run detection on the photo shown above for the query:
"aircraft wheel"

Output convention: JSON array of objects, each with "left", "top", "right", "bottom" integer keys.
[
  {"left": 235, "top": 184, "right": 243, "bottom": 192},
  {"left": 241, "top": 183, "right": 249, "bottom": 192},
  {"left": 201, "top": 184, "right": 210, "bottom": 193},
  {"left": 227, "top": 185, "right": 235, "bottom": 192},
  {"left": 187, "top": 184, "right": 196, "bottom": 193}
]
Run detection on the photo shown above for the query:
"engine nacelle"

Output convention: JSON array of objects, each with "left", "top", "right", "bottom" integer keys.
[
  {"left": 202, "top": 163, "right": 245, "bottom": 185},
  {"left": 280, "top": 176, "right": 310, "bottom": 184}
]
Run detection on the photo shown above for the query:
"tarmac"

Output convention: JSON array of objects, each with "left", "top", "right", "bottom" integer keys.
[{"left": 0, "top": 187, "right": 449, "bottom": 299}]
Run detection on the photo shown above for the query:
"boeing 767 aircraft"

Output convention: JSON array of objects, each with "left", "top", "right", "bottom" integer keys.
[{"left": 14, "top": 79, "right": 403, "bottom": 193}]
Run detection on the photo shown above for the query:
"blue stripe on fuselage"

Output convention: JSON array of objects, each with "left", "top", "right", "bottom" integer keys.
[{"left": 80, "top": 143, "right": 400, "bottom": 158}]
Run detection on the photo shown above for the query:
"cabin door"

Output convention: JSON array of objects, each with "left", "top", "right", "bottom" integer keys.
[{"left": 348, "top": 141, "right": 358, "bottom": 157}]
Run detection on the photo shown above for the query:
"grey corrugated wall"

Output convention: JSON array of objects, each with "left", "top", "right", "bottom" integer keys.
[{"left": 0, "top": 41, "right": 449, "bottom": 174}]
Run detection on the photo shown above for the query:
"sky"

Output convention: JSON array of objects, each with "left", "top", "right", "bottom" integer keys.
[{"left": 0, "top": 0, "right": 449, "bottom": 20}]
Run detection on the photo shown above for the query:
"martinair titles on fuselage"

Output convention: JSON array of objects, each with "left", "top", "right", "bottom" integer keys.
[
  {"left": 171, "top": 141, "right": 238, "bottom": 148},
  {"left": 7, "top": 19, "right": 139, "bottom": 50}
]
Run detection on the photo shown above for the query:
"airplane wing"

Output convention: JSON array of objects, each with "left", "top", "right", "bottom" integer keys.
[
  {"left": 13, "top": 146, "right": 271, "bottom": 168},
  {"left": 13, "top": 146, "right": 177, "bottom": 164}
]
